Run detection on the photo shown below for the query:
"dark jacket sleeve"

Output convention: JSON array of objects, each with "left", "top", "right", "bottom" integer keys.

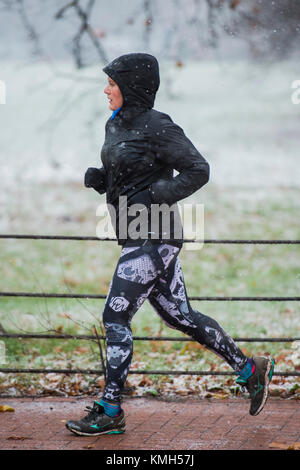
[{"left": 148, "top": 114, "right": 209, "bottom": 206}]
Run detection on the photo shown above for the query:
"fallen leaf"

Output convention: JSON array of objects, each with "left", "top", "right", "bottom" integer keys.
[
  {"left": 180, "top": 342, "right": 204, "bottom": 354},
  {"left": 82, "top": 444, "right": 95, "bottom": 449},
  {"left": 7, "top": 436, "right": 31, "bottom": 441},
  {"left": 59, "top": 313, "right": 72, "bottom": 319},
  {"left": 62, "top": 277, "right": 79, "bottom": 287},
  {"left": 0, "top": 405, "right": 15, "bottom": 412},
  {"left": 96, "top": 379, "right": 106, "bottom": 390},
  {"left": 287, "top": 443, "right": 300, "bottom": 450},
  {"left": 138, "top": 375, "right": 153, "bottom": 387},
  {"left": 269, "top": 442, "right": 287, "bottom": 449},
  {"left": 269, "top": 441, "right": 300, "bottom": 450},
  {"left": 73, "top": 347, "right": 89, "bottom": 354},
  {"left": 212, "top": 392, "right": 229, "bottom": 399}
]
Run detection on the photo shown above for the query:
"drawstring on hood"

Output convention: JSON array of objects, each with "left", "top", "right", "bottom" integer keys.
[
  {"left": 103, "top": 53, "right": 160, "bottom": 115},
  {"left": 110, "top": 106, "right": 122, "bottom": 120}
]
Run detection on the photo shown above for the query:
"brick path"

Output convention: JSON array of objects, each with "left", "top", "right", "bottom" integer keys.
[{"left": 0, "top": 396, "right": 299, "bottom": 451}]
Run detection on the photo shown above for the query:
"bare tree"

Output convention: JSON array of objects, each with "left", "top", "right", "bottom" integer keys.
[
  {"left": 230, "top": 0, "right": 300, "bottom": 59},
  {"left": 2, "top": 0, "right": 299, "bottom": 68},
  {"left": 54, "top": 0, "right": 109, "bottom": 67}
]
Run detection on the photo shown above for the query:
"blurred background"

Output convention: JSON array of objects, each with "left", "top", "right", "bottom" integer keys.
[
  {"left": 0, "top": 0, "right": 299, "bottom": 398},
  {"left": 0, "top": 0, "right": 300, "bottom": 227}
]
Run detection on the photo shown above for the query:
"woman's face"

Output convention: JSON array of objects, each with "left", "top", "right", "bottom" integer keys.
[{"left": 104, "top": 77, "right": 123, "bottom": 111}]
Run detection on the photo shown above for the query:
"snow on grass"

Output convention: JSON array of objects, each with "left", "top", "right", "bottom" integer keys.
[{"left": 0, "top": 58, "right": 299, "bottom": 189}]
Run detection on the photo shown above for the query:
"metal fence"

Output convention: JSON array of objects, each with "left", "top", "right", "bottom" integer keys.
[{"left": 0, "top": 234, "right": 300, "bottom": 378}]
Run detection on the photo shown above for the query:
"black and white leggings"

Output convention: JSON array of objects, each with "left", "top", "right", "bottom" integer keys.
[{"left": 102, "top": 242, "right": 248, "bottom": 403}]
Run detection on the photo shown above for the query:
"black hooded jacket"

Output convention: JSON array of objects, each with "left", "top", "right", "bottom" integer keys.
[{"left": 94, "top": 53, "right": 210, "bottom": 247}]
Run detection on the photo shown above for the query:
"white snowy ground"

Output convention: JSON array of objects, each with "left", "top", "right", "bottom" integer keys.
[{"left": 0, "top": 58, "right": 299, "bottom": 217}]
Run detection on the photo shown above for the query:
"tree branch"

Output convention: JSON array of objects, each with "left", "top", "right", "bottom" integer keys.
[{"left": 54, "top": 0, "right": 108, "bottom": 68}]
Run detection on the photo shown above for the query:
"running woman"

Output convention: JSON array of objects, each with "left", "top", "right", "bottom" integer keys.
[{"left": 66, "top": 53, "right": 274, "bottom": 436}]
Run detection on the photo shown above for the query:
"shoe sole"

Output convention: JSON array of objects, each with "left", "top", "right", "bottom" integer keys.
[
  {"left": 66, "top": 424, "right": 126, "bottom": 437},
  {"left": 251, "top": 357, "right": 275, "bottom": 416}
]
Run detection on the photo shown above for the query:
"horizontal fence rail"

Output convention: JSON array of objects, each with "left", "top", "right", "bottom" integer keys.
[
  {"left": 1, "top": 291, "right": 300, "bottom": 301},
  {"left": 0, "top": 368, "right": 299, "bottom": 377},
  {"left": 1, "top": 234, "right": 300, "bottom": 244},
  {"left": 1, "top": 333, "right": 300, "bottom": 342},
  {"left": 1, "top": 234, "right": 299, "bottom": 381}
]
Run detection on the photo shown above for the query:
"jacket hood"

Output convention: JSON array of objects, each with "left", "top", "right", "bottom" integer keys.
[{"left": 103, "top": 53, "right": 160, "bottom": 110}]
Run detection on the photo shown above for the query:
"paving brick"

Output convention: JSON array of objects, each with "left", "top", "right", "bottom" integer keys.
[
  {"left": 271, "top": 431, "right": 300, "bottom": 442},
  {"left": 0, "top": 397, "right": 298, "bottom": 450},
  {"left": 214, "top": 439, "right": 245, "bottom": 450}
]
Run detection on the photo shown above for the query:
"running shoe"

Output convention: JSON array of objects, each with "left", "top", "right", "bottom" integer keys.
[
  {"left": 236, "top": 356, "right": 275, "bottom": 416},
  {"left": 65, "top": 401, "right": 125, "bottom": 436}
]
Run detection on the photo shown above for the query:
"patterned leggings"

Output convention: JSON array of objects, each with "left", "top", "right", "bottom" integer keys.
[{"left": 102, "top": 242, "right": 248, "bottom": 403}]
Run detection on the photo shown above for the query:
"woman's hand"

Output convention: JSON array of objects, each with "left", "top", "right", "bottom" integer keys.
[
  {"left": 84, "top": 167, "right": 107, "bottom": 194},
  {"left": 84, "top": 167, "right": 105, "bottom": 188}
]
